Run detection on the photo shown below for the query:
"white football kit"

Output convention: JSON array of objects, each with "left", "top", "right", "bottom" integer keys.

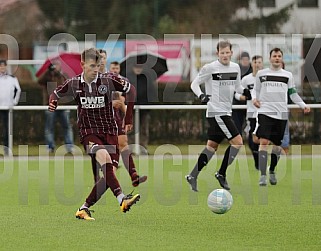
[
  {"left": 191, "top": 60, "right": 244, "bottom": 117},
  {"left": 253, "top": 68, "right": 306, "bottom": 120}
]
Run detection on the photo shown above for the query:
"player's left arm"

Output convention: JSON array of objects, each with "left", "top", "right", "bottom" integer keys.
[
  {"left": 123, "top": 84, "right": 136, "bottom": 132},
  {"left": 107, "top": 72, "right": 131, "bottom": 93},
  {"left": 112, "top": 95, "right": 127, "bottom": 132},
  {"left": 289, "top": 88, "right": 310, "bottom": 113},
  {"left": 119, "top": 95, "right": 126, "bottom": 114},
  {"left": 288, "top": 74, "right": 310, "bottom": 114},
  {"left": 107, "top": 73, "right": 136, "bottom": 130},
  {"left": 252, "top": 71, "right": 262, "bottom": 108},
  {"left": 48, "top": 79, "right": 74, "bottom": 112}
]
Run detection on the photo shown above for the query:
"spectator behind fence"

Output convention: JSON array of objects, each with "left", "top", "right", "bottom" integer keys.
[
  {"left": 0, "top": 59, "right": 21, "bottom": 156},
  {"left": 242, "top": 55, "right": 264, "bottom": 170},
  {"left": 38, "top": 60, "right": 73, "bottom": 153},
  {"left": 232, "top": 51, "right": 253, "bottom": 135}
]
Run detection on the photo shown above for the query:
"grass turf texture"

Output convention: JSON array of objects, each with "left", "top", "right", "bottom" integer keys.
[
  {"left": 1, "top": 154, "right": 321, "bottom": 250},
  {"left": 6, "top": 143, "right": 317, "bottom": 156}
]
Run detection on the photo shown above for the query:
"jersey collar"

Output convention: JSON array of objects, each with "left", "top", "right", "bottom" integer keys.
[{"left": 81, "top": 73, "right": 98, "bottom": 85}]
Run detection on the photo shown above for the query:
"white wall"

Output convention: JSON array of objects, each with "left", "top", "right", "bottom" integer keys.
[{"left": 281, "top": 4, "right": 321, "bottom": 34}]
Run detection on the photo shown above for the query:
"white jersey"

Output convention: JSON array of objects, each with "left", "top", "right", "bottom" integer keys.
[
  {"left": 253, "top": 68, "right": 295, "bottom": 120},
  {"left": 191, "top": 60, "right": 243, "bottom": 117},
  {"left": 0, "top": 74, "right": 21, "bottom": 107},
  {"left": 241, "top": 73, "right": 257, "bottom": 118}
]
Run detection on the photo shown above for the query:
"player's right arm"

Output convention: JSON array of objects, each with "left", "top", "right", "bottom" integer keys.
[
  {"left": 191, "top": 64, "right": 211, "bottom": 102},
  {"left": 48, "top": 79, "right": 74, "bottom": 112},
  {"left": 252, "top": 71, "right": 262, "bottom": 108}
]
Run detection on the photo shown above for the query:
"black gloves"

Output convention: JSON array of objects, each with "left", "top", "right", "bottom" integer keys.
[
  {"left": 243, "top": 88, "right": 252, "bottom": 100},
  {"left": 199, "top": 93, "right": 211, "bottom": 104}
]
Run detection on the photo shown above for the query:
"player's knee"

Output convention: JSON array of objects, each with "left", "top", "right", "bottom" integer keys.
[
  {"left": 119, "top": 144, "right": 129, "bottom": 153},
  {"left": 119, "top": 142, "right": 128, "bottom": 151},
  {"left": 272, "top": 145, "right": 282, "bottom": 155},
  {"left": 260, "top": 138, "right": 270, "bottom": 146},
  {"left": 118, "top": 136, "right": 128, "bottom": 151},
  {"left": 252, "top": 134, "right": 260, "bottom": 144},
  {"left": 229, "top": 136, "right": 243, "bottom": 148},
  {"left": 206, "top": 140, "right": 218, "bottom": 151},
  {"left": 95, "top": 149, "right": 112, "bottom": 164}
]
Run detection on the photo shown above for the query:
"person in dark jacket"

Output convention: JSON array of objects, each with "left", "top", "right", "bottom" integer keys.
[
  {"left": 38, "top": 60, "right": 73, "bottom": 153},
  {"left": 232, "top": 51, "right": 253, "bottom": 134}
]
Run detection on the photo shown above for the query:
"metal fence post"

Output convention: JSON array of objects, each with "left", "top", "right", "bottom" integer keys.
[
  {"left": 134, "top": 106, "right": 140, "bottom": 155},
  {"left": 8, "top": 108, "right": 13, "bottom": 156}
]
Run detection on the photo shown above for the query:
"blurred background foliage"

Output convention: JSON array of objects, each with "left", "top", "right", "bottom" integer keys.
[{"left": 36, "top": 0, "right": 291, "bottom": 40}]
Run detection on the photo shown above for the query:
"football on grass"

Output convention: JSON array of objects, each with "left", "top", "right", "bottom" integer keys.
[{"left": 207, "top": 189, "right": 233, "bottom": 214}]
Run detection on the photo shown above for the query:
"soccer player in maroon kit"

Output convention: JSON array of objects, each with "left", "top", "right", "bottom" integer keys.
[{"left": 48, "top": 48, "right": 140, "bottom": 220}]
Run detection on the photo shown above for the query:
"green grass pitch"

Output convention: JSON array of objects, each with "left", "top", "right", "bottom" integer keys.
[{"left": 1, "top": 153, "right": 321, "bottom": 250}]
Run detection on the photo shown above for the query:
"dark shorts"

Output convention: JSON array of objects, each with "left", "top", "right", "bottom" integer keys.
[
  {"left": 255, "top": 114, "right": 287, "bottom": 146},
  {"left": 207, "top": 115, "right": 240, "bottom": 143},
  {"left": 114, "top": 109, "right": 125, "bottom": 136},
  {"left": 82, "top": 134, "right": 119, "bottom": 167},
  {"left": 248, "top": 117, "right": 257, "bottom": 135}
]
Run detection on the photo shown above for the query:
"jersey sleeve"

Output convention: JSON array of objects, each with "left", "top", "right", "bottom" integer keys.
[
  {"left": 52, "top": 79, "right": 74, "bottom": 100},
  {"left": 288, "top": 72, "right": 306, "bottom": 109},
  {"left": 104, "top": 72, "right": 131, "bottom": 93},
  {"left": 289, "top": 92, "right": 306, "bottom": 109},
  {"left": 252, "top": 71, "right": 262, "bottom": 100},
  {"left": 191, "top": 64, "right": 211, "bottom": 97},
  {"left": 287, "top": 72, "right": 295, "bottom": 89},
  {"left": 287, "top": 71, "right": 306, "bottom": 108}
]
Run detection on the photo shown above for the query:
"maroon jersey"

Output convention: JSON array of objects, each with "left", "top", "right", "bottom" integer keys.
[{"left": 50, "top": 72, "right": 136, "bottom": 142}]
